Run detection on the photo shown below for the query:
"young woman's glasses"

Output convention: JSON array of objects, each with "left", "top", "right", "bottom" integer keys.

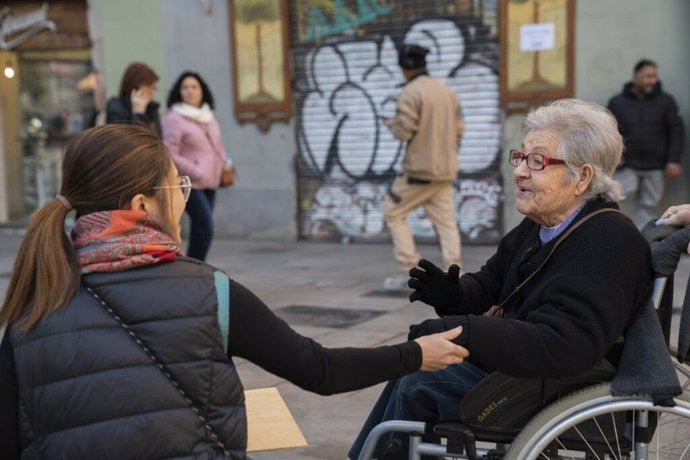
[
  {"left": 509, "top": 150, "right": 567, "bottom": 171},
  {"left": 153, "top": 175, "right": 192, "bottom": 201}
]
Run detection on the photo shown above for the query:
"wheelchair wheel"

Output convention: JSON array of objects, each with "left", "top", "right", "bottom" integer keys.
[{"left": 505, "top": 383, "right": 690, "bottom": 459}]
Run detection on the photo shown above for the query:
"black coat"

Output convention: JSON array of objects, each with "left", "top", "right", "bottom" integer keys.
[
  {"left": 442, "top": 199, "right": 652, "bottom": 378},
  {"left": 607, "top": 82, "right": 684, "bottom": 170},
  {"left": 105, "top": 96, "right": 162, "bottom": 137}
]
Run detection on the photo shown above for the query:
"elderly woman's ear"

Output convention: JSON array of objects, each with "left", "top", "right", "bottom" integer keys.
[{"left": 575, "top": 164, "right": 594, "bottom": 196}]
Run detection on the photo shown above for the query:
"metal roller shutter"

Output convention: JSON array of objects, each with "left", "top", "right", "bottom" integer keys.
[{"left": 291, "top": 1, "right": 503, "bottom": 243}]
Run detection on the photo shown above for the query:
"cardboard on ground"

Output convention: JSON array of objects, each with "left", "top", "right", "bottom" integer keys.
[{"left": 245, "top": 387, "right": 308, "bottom": 452}]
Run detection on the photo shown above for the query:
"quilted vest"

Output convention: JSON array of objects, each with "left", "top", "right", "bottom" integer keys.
[{"left": 11, "top": 258, "right": 246, "bottom": 459}]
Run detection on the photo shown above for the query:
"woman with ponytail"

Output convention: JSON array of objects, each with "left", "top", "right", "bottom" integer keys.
[{"left": 0, "top": 124, "right": 467, "bottom": 459}]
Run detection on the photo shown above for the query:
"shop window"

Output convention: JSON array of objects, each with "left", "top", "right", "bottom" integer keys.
[{"left": 18, "top": 51, "right": 93, "bottom": 212}]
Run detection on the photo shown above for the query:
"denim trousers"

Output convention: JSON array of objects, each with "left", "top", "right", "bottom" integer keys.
[
  {"left": 348, "top": 362, "right": 488, "bottom": 460},
  {"left": 185, "top": 188, "right": 216, "bottom": 261}
]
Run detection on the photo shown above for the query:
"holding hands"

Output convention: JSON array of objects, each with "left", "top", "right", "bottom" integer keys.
[
  {"left": 414, "top": 326, "right": 469, "bottom": 371},
  {"left": 408, "top": 259, "right": 462, "bottom": 314}
]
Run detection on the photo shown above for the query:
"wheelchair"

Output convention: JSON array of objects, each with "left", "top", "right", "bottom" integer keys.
[{"left": 358, "top": 224, "right": 690, "bottom": 460}]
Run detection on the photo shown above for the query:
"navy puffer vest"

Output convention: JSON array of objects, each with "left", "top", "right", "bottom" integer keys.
[{"left": 11, "top": 258, "right": 246, "bottom": 459}]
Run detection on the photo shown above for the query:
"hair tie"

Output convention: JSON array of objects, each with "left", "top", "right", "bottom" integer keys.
[{"left": 55, "top": 194, "right": 73, "bottom": 211}]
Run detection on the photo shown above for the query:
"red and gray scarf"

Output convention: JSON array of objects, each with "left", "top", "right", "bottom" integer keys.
[{"left": 72, "top": 210, "right": 182, "bottom": 274}]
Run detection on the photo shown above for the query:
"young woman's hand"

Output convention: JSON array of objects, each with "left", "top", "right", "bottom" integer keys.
[{"left": 414, "top": 326, "right": 469, "bottom": 371}]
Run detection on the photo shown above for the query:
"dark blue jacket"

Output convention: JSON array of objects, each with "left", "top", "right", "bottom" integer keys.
[
  {"left": 11, "top": 259, "right": 246, "bottom": 459},
  {"left": 608, "top": 81, "right": 684, "bottom": 170}
]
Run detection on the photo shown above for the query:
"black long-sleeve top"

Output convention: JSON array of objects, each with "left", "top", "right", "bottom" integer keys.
[{"left": 0, "top": 279, "right": 421, "bottom": 458}]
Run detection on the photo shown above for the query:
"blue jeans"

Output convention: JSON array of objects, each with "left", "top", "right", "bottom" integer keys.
[
  {"left": 348, "top": 362, "right": 488, "bottom": 460},
  {"left": 186, "top": 189, "right": 216, "bottom": 261}
]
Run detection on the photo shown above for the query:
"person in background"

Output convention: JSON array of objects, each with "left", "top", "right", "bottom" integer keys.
[
  {"left": 608, "top": 59, "right": 685, "bottom": 228},
  {"left": 0, "top": 124, "right": 468, "bottom": 459},
  {"left": 349, "top": 99, "right": 652, "bottom": 460},
  {"left": 381, "top": 44, "right": 464, "bottom": 291},
  {"left": 106, "top": 61, "right": 161, "bottom": 136},
  {"left": 162, "top": 71, "right": 233, "bottom": 261}
]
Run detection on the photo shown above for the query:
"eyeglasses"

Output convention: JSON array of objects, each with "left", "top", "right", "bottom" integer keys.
[
  {"left": 153, "top": 175, "right": 192, "bottom": 202},
  {"left": 509, "top": 150, "right": 567, "bottom": 171}
]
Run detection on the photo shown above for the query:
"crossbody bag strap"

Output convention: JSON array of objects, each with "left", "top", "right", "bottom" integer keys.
[
  {"left": 214, "top": 271, "right": 230, "bottom": 354},
  {"left": 83, "top": 284, "right": 231, "bottom": 456},
  {"left": 497, "top": 208, "right": 624, "bottom": 309}
]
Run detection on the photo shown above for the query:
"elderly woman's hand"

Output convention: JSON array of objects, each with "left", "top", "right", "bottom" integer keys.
[
  {"left": 413, "top": 326, "right": 470, "bottom": 371},
  {"left": 660, "top": 204, "right": 690, "bottom": 227},
  {"left": 409, "top": 259, "right": 462, "bottom": 314}
]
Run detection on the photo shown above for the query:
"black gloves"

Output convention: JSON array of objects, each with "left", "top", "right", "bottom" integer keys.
[
  {"left": 408, "top": 316, "right": 469, "bottom": 348},
  {"left": 408, "top": 259, "right": 462, "bottom": 314}
]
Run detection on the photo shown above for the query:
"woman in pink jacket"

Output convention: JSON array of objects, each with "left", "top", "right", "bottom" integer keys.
[{"left": 162, "top": 71, "right": 233, "bottom": 261}]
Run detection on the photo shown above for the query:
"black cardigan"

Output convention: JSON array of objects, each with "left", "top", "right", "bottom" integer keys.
[{"left": 446, "top": 199, "right": 652, "bottom": 378}]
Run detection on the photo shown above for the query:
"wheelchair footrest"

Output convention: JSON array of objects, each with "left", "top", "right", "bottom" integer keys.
[{"left": 433, "top": 423, "right": 478, "bottom": 458}]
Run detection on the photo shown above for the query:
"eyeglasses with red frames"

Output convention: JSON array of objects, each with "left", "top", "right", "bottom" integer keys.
[
  {"left": 153, "top": 175, "right": 192, "bottom": 202},
  {"left": 509, "top": 150, "right": 567, "bottom": 171}
]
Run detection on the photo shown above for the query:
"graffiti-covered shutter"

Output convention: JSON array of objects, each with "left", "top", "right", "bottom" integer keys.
[{"left": 291, "top": 1, "right": 503, "bottom": 244}]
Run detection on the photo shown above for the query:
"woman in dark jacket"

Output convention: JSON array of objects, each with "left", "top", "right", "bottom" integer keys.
[
  {"left": 105, "top": 61, "right": 162, "bottom": 136},
  {"left": 0, "top": 124, "right": 468, "bottom": 459},
  {"left": 349, "top": 99, "right": 654, "bottom": 460}
]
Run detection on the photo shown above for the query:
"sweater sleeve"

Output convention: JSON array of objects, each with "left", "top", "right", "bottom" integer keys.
[
  {"left": 0, "top": 332, "right": 20, "bottom": 460},
  {"left": 226, "top": 280, "right": 421, "bottom": 395},
  {"left": 452, "top": 221, "right": 531, "bottom": 315}
]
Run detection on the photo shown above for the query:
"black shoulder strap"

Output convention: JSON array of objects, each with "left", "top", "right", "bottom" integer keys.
[{"left": 499, "top": 208, "right": 624, "bottom": 308}]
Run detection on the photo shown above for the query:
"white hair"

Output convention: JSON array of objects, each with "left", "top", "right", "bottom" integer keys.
[{"left": 522, "top": 98, "right": 624, "bottom": 201}]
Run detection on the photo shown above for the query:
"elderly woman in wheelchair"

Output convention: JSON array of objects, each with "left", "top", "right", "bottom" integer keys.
[{"left": 350, "top": 99, "right": 690, "bottom": 460}]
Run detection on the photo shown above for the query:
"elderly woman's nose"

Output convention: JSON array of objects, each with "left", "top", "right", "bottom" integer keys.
[{"left": 513, "top": 159, "right": 530, "bottom": 178}]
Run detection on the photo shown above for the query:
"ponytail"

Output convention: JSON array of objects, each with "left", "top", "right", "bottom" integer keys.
[
  {"left": 0, "top": 199, "right": 80, "bottom": 332},
  {"left": 1, "top": 124, "right": 170, "bottom": 332}
]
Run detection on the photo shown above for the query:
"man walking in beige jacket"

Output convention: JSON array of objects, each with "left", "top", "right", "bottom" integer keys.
[{"left": 382, "top": 44, "right": 464, "bottom": 290}]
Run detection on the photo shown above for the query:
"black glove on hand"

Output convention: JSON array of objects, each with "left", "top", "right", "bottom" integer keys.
[
  {"left": 408, "top": 316, "right": 469, "bottom": 347},
  {"left": 408, "top": 259, "right": 462, "bottom": 313}
]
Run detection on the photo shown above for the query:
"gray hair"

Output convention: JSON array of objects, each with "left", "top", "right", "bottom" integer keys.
[{"left": 522, "top": 98, "right": 623, "bottom": 201}]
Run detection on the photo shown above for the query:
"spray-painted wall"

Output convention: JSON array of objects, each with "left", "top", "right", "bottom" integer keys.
[{"left": 291, "top": 1, "right": 504, "bottom": 243}]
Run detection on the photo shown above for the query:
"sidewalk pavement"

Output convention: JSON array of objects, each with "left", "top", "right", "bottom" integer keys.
[{"left": 1, "top": 232, "right": 688, "bottom": 459}]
